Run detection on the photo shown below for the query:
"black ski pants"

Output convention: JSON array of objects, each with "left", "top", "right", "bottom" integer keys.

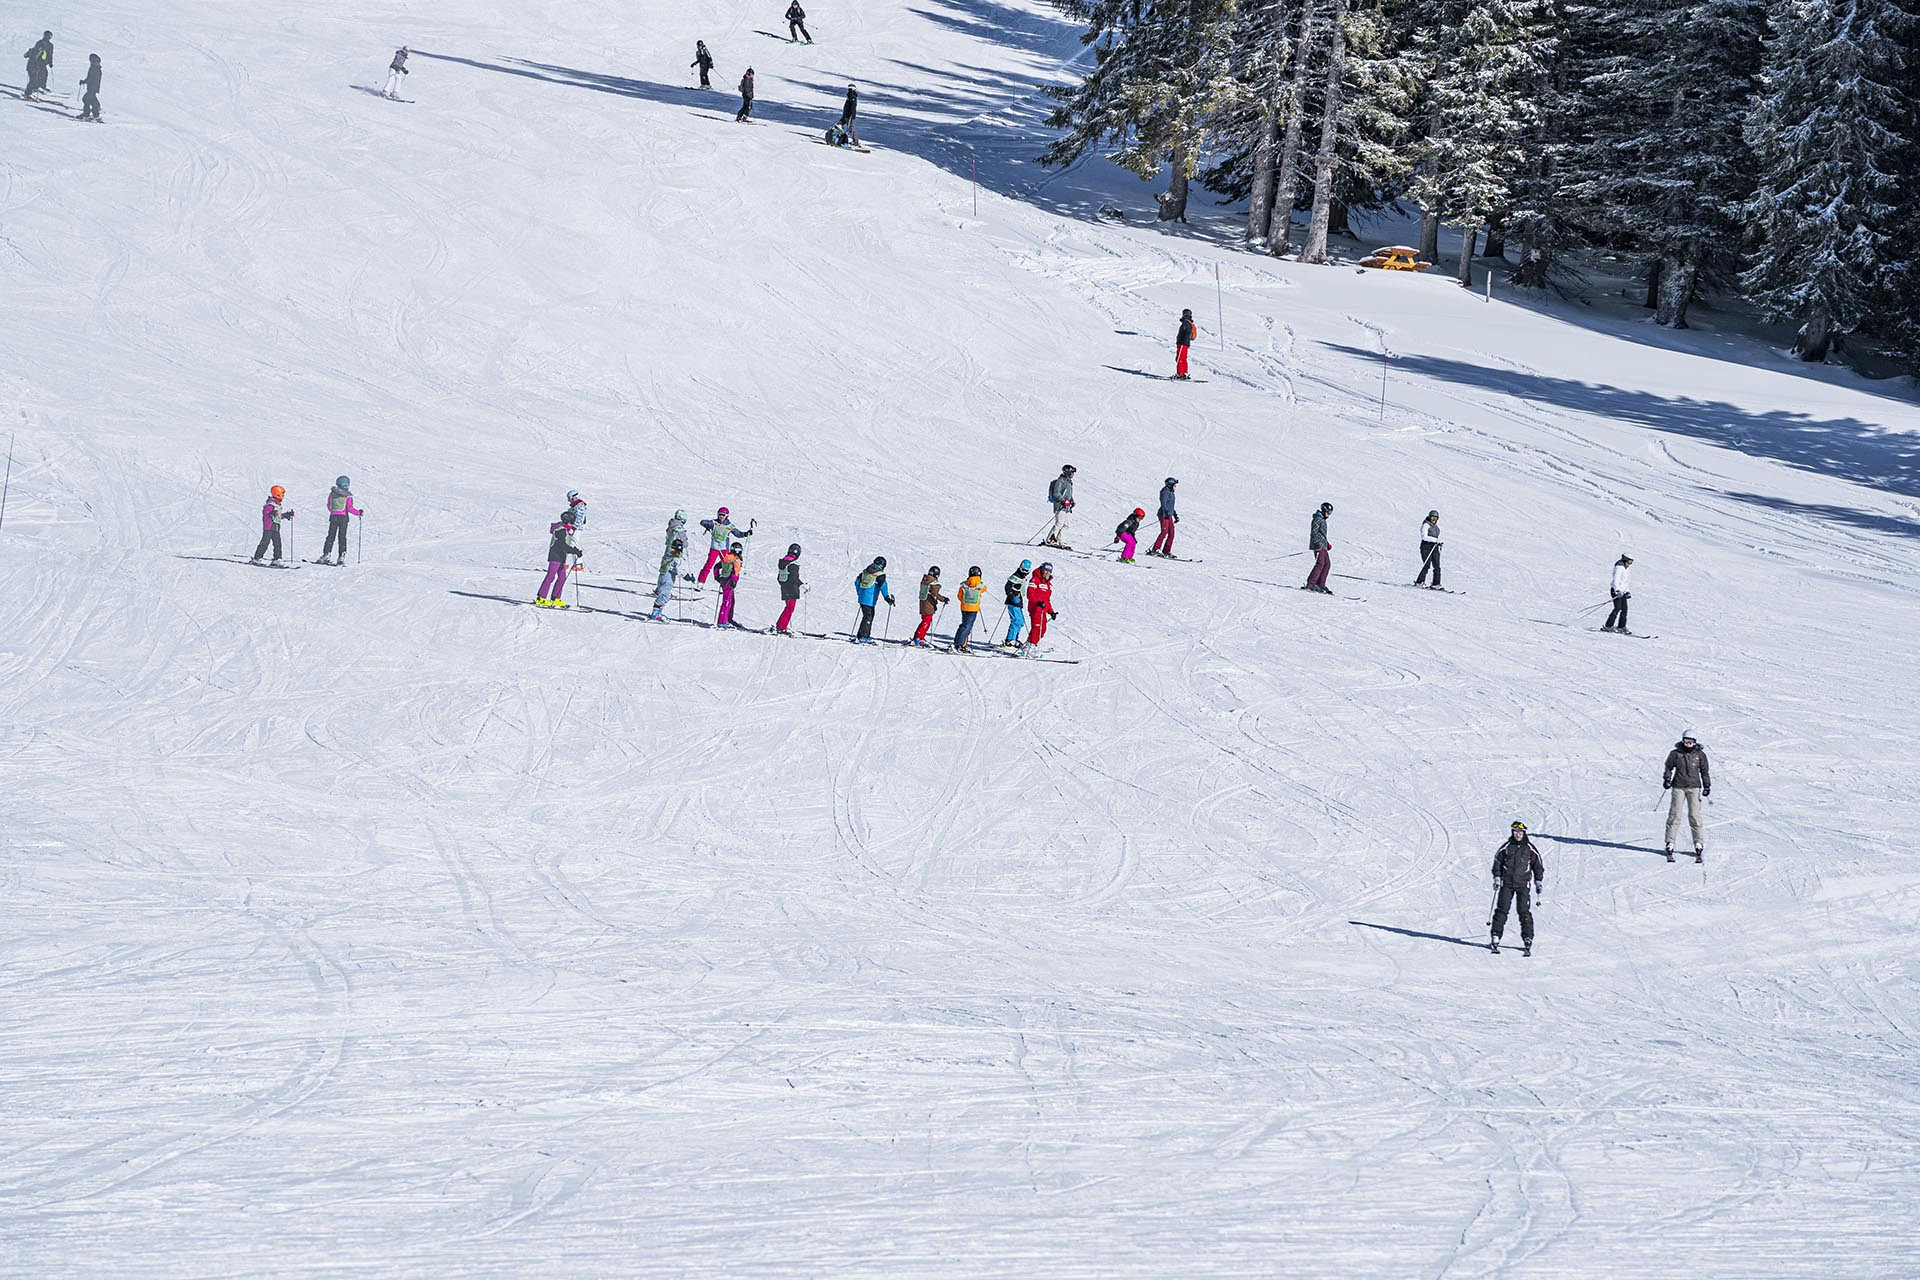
[
  {"left": 80, "top": 89, "right": 99, "bottom": 119},
  {"left": 1416, "top": 540, "right": 1441, "bottom": 586},
  {"left": 736, "top": 94, "right": 753, "bottom": 122},
  {"left": 322, "top": 513, "right": 351, "bottom": 559},
  {"left": 697, "top": 64, "right": 711, "bottom": 87},
  {"left": 1605, "top": 590, "right": 1629, "bottom": 630},
  {"left": 789, "top": 19, "right": 811, "bottom": 40},
  {"left": 1493, "top": 883, "right": 1534, "bottom": 941},
  {"left": 856, "top": 603, "right": 876, "bottom": 639},
  {"left": 253, "top": 526, "right": 282, "bottom": 561}
]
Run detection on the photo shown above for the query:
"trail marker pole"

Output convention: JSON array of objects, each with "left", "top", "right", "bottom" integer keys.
[
  {"left": 972, "top": 155, "right": 978, "bottom": 218},
  {"left": 1215, "top": 263, "right": 1225, "bottom": 351},
  {"left": 1379, "top": 351, "right": 1389, "bottom": 419}
]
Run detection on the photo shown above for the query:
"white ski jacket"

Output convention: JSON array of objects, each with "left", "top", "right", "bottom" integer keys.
[{"left": 1611, "top": 562, "right": 1631, "bottom": 594}]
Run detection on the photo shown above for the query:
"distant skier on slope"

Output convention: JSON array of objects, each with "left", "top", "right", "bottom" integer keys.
[
  {"left": 1022, "top": 562, "right": 1058, "bottom": 655},
  {"left": 853, "top": 556, "right": 894, "bottom": 644},
  {"left": 1149, "top": 477, "right": 1178, "bottom": 557},
  {"left": 536, "top": 490, "right": 586, "bottom": 607},
  {"left": 1662, "top": 731, "right": 1711, "bottom": 862},
  {"left": 1415, "top": 509, "right": 1442, "bottom": 588},
  {"left": 1489, "top": 821, "right": 1545, "bottom": 956},
  {"left": 786, "top": 2, "right": 813, "bottom": 43},
  {"left": 697, "top": 507, "right": 752, "bottom": 582},
  {"left": 953, "top": 568, "right": 984, "bottom": 652},
  {"left": 837, "top": 84, "right": 860, "bottom": 146},
  {"left": 1603, "top": 554, "right": 1633, "bottom": 632},
  {"left": 714, "top": 541, "right": 745, "bottom": 628},
  {"left": 383, "top": 46, "right": 409, "bottom": 99},
  {"left": 774, "top": 543, "right": 803, "bottom": 634},
  {"left": 1043, "top": 464, "right": 1075, "bottom": 548},
  {"left": 1175, "top": 308, "right": 1196, "bottom": 380},
  {"left": 1002, "top": 560, "right": 1030, "bottom": 645},
  {"left": 914, "top": 565, "right": 947, "bottom": 646},
  {"left": 77, "top": 53, "right": 101, "bottom": 120},
  {"left": 251, "top": 485, "right": 295, "bottom": 563},
  {"left": 22, "top": 31, "right": 52, "bottom": 100},
  {"left": 735, "top": 68, "right": 755, "bottom": 121},
  {"left": 1303, "top": 501, "right": 1333, "bottom": 594},
  {"left": 650, "top": 537, "right": 692, "bottom": 620},
  {"left": 691, "top": 40, "right": 714, "bottom": 88},
  {"left": 317, "top": 475, "right": 363, "bottom": 565},
  {"left": 1113, "top": 507, "right": 1145, "bottom": 563}
]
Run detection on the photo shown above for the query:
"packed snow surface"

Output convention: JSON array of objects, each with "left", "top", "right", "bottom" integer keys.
[{"left": 4, "top": 0, "right": 1920, "bottom": 1275}]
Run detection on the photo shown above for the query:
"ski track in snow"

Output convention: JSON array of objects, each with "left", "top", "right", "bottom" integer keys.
[{"left": 4, "top": 0, "right": 1920, "bottom": 1275}]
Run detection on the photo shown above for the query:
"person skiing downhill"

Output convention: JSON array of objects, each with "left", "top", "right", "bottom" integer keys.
[
  {"left": 853, "top": 557, "right": 894, "bottom": 644},
  {"left": 650, "top": 538, "right": 693, "bottom": 620},
  {"left": 914, "top": 566, "right": 947, "bottom": 646},
  {"left": 1002, "top": 560, "right": 1030, "bottom": 645},
  {"left": 317, "top": 475, "right": 363, "bottom": 565},
  {"left": 1149, "top": 477, "right": 1178, "bottom": 556},
  {"left": 251, "top": 485, "right": 295, "bottom": 563},
  {"left": 1412, "top": 510, "right": 1443, "bottom": 588},
  {"left": 736, "top": 68, "right": 755, "bottom": 121},
  {"left": 953, "top": 568, "right": 984, "bottom": 651},
  {"left": 1023, "top": 562, "right": 1058, "bottom": 654},
  {"left": 1662, "top": 731, "right": 1711, "bottom": 862},
  {"left": 774, "top": 543, "right": 804, "bottom": 634},
  {"left": 77, "top": 53, "right": 101, "bottom": 120},
  {"left": 1303, "top": 502, "right": 1334, "bottom": 593},
  {"left": 1490, "top": 821, "right": 1545, "bottom": 956},
  {"left": 22, "top": 31, "right": 52, "bottom": 100},
  {"left": 786, "top": 2, "right": 813, "bottom": 42},
  {"left": 691, "top": 40, "right": 714, "bottom": 88},
  {"left": 536, "top": 490, "right": 586, "bottom": 607},
  {"left": 383, "top": 46, "right": 409, "bottom": 99},
  {"left": 1113, "top": 508, "right": 1145, "bottom": 563},
  {"left": 837, "top": 84, "right": 860, "bottom": 146},
  {"left": 1044, "top": 464, "right": 1076, "bottom": 548},
  {"left": 1174, "top": 308, "right": 1196, "bottom": 380},
  {"left": 714, "top": 542, "right": 745, "bottom": 627},
  {"left": 1604, "top": 554, "right": 1633, "bottom": 632},
  {"left": 697, "top": 507, "right": 752, "bottom": 582}
]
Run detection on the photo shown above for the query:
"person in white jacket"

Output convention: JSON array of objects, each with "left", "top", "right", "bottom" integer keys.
[
  {"left": 1415, "top": 510, "right": 1443, "bottom": 588},
  {"left": 1604, "top": 554, "right": 1633, "bottom": 632},
  {"left": 383, "top": 46, "right": 409, "bottom": 99}
]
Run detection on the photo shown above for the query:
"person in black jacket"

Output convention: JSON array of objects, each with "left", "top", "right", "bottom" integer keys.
[
  {"left": 786, "top": 2, "right": 813, "bottom": 42},
  {"left": 23, "top": 31, "right": 53, "bottom": 100},
  {"left": 774, "top": 544, "right": 804, "bottom": 635},
  {"left": 735, "top": 68, "right": 755, "bottom": 121},
  {"left": 838, "top": 84, "right": 860, "bottom": 145},
  {"left": 1661, "top": 731, "right": 1711, "bottom": 861},
  {"left": 77, "top": 53, "right": 101, "bottom": 120},
  {"left": 1174, "top": 308, "right": 1196, "bottom": 380},
  {"left": 1490, "top": 821, "right": 1545, "bottom": 955},
  {"left": 691, "top": 40, "right": 714, "bottom": 88}
]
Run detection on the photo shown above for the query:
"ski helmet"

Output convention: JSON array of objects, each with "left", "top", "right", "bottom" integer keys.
[
  {"left": 671, "top": 538, "right": 685, "bottom": 551},
  {"left": 1166, "top": 477, "right": 1178, "bottom": 486},
  {"left": 1132, "top": 507, "right": 1145, "bottom": 517},
  {"left": 787, "top": 543, "right": 801, "bottom": 556},
  {"left": 928, "top": 566, "right": 941, "bottom": 577},
  {"left": 1038, "top": 561, "right": 1053, "bottom": 573},
  {"left": 1619, "top": 553, "right": 1634, "bottom": 564},
  {"left": 717, "top": 506, "right": 730, "bottom": 518},
  {"left": 1181, "top": 308, "right": 1193, "bottom": 319},
  {"left": 1681, "top": 729, "right": 1697, "bottom": 743},
  {"left": 1320, "top": 501, "right": 1333, "bottom": 514},
  {"left": 1427, "top": 509, "right": 1439, "bottom": 520},
  {"left": 1511, "top": 820, "right": 1527, "bottom": 832},
  {"left": 269, "top": 484, "right": 285, "bottom": 500},
  {"left": 967, "top": 565, "right": 981, "bottom": 577},
  {"left": 1019, "top": 559, "right": 1032, "bottom": 572},
  {"left": 873, "top": 556, "right": 886, "bottom": 569},
  {"left": 336, "top": 475, "right": 351, "bottom": 489},
  {"left": 1061, "top": 464, "right": 1076, "bottom": 475},
  {"left": 674, "top": 508, "right": 688, "bottom": 521},
  {"left": 567, "top": 489, "right": 582, "bottom": 504}
]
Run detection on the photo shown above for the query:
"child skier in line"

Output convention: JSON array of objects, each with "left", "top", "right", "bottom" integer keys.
[
  {"left": 714, "top": 541, "right": 745, "bottom": 628},
  {"left": 651, "top": 538, "right": 692, "bottom": 620},
  {"left": 251, "top": 485, "right": 295, "bottom": 563},
  {"left": 953, "top": 568, "right": 984, "bottom": 652},
  {"left": 1023, "top": 563, "right": 1058, "bottom": 654},
  {"left": 1044, "top": 465, "right": 1076, "bottom": 548},
  {"left": 536, "top": 490, "right": 586, "bottom": 607},
  {"left": 697, "top": 507, "right": 752, "bottom": 582},
  {"left": 1114, "top": 508, "right": 1145, "bottom": 562},
  {"left": 78, "top": 53, "right": 101, "bottom": 121},
  {"left": 317, "top": 475, "right": 362, "bottom": 565},
  {"left": 1002, "top": 561, "right": 1030, "bottom": 645},
  {"left": 691, "top": 40, "right": 714, "bottom": 88},
  {"left": 775, "top": 544, "right": 803, "bottom": 634},
  {"left": 853, "top": 557, "right": 894, "bottom": 644},
  {"left": 914, "top": 566, "right": 948, "bottom": 646}
]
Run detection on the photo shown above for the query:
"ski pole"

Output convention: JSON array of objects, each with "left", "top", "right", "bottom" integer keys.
[
  {"left": 884, "top": 600, "right": 894, "bottom": 641},
  {"left": 357, "top": 512, "right": 364, "bottom": 565},
  {"left": 0, "top": 431, "right": 13, "bottom": 535},
  {"left": 1030, "top": 517, "right": 1053, "bottom": 545}
]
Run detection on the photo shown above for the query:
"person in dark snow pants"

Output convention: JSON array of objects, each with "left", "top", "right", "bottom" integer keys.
[
  {"left": 1304, "top": 502, "right": 1333, "bottom": 592},
  {"left": 1490, "top": 822, "right": 1545, "bottom": 952},
  {"left": 78, "top": 53, "right": 101, "bottom": 120},
  {"left": 853, "top": 558, "right": 894, "bottom": 643},
  {"left": 252, "top": 486, "right": 294, "bottom": 562},
  {"left": 1002, "top": 561, "right": 1030, "bottom": 645},
  {"left": 1416, "top": 510, "right": 1442, "bottom": 587},
  {"left": 383, "top": 46, "right": 409, "bottom": 99},
  {"left": 23, "top": 31, "right": 53, "bottom": 100},
  {"left": 1662, "top": 732, "right": 1711, "bottom": 859},
  {"left": 953, "top": 570, "right": 984, "bottom": 651},
  {"left": 736, "top": 69, "right": 755, "bottom": 121},
  {"left": 319, "top": 476, "right": 363, "bottom": 563},
  {"left": 1150, "top": 478, "right": 1178, "bottom": 556},
  {"left": 1175, "top": 308, "right": 1196, "bottom": 380},
  {"left": 838, "top": 84, "right": 860, "bottom": 146},
  {"left": 691, "top": 40, "right": 714, "bottom": 88},
  {"left": 1604, "top": 554, "right": 1633, "bottom": 632},
  {"left": 786, "top": 2, "right": 813, "bottom": 42},
  {"left": 775, "top": 544, "right": 803, "bottom": 634}
]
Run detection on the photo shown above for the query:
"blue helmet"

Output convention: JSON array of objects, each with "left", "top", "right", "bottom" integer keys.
[
  {"left": 567, "top": 489, "right": 583, "bottom": 504},
  {"left": 336, "top": 475, "right": 351, "bottom": 489},
  {"left": 1019, "top": 559, "right": 1032, "bottom": 572}
]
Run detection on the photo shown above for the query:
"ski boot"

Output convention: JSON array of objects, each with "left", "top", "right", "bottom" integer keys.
[
  {"left": 1522, "top": 938, "right": 1533, "bottom": 958},
  {"left": 535, "top": 597, "right": 551, "bottom": 607},
  {"left": 551, "top": 598, "right": 570, "bottom": 609},
  {"left": 1489, "top": 936, "right": 1501, "bottom": 955},
  {"left": 647, "top": 608, "right": 664, "bottom": 621},
  {"left": 1694, "top": 848, "right": 1704, "bottom": 864},
  {"left": 1665, "top": 848, "right": 1675, "bottom": 863}
]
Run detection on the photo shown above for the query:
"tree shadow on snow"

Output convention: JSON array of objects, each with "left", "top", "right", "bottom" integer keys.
[
  {"left": 1349, "top": 921, "right": 1484, "bottom": 949},
  {"left": 1719, "top": 490, "right": 1920, "bottom": 542}
]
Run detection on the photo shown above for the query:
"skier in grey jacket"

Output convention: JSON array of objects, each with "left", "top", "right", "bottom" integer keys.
[
  {"left": 1490, "top": 821, "right": 1545, "bottom": 954},
  {"left": 1303, "top": 502, "right": 1333, "bottom": 593},
  {"left": 1044, "top": 465, "right": 1076, "bottom": 547},
  {"left": 1661, "top": 732, "right": 1711, "bottom": 861},
  {"left": 650, "top": 538, "right": 692, "bottom": 620}
]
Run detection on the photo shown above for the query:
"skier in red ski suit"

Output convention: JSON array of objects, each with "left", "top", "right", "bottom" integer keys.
[{"left": 1024, "top": 563, "right": 1057, "bottom": 651}]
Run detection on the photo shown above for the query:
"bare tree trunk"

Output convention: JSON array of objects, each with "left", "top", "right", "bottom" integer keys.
[
  {"left": 1158, "top": 143, "right": 1192, "bottom": 222},
  {"left": 1484, "top": 219, "right": 1506, "bottom": 260},
  {"left": 1794, "top": 302, "right": 1833, "bottom": 361},
  {"left": 1643, "top": 259, "right": 1662, "bottom": 309},
  {"left": 1266, "top": 0, "right": 1318, "bottom": 255},
  {"left": 1653, "top": 246, "right": 1698, "bottom": 328},
  {"left": 1247, "top": 105, "right": 1277, "bottom": 247},
  {"left": 1418, "top": 207, "right": 1440, "bottom": 260},
  {"left": 1328, "top": 197, "right": 1351, "bottom": 238},
  {"left": 1298, "top": 0, "right": 1348, "bottom": 265},
  {"left": 1456, "top": 223, "right": 1479, "bottom": 287}
]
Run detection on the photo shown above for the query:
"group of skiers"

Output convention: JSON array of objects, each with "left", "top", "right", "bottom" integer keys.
[
  {"left": 19, "top": 30, "right": 103, "bottom": 120},
  {"left": 250, "top": 477, "right": 364, "bottom": 566}
]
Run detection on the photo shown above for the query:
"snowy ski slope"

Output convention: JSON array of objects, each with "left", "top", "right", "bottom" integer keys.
[{"left": 4, "top": 0, "right": 1920, "bottom": 1275}]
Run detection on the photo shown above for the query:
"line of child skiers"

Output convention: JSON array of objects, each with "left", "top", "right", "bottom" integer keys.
[
  {"left": 20, "top": 30, "right": 104, "bottom": 120},
  {"left": 250, "top": 478, "right": 364, "bottom": 565}
]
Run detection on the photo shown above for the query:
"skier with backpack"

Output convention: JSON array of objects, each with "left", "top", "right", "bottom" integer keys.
[
  {"left": 1113, "top": 507, "right": 1145, "bottom": 563},
  {"left": 1022, "top": 563, "right": 1058, "bottom": 654},
  {"left": 650, "top": 538, "right": 693, "bottom": 620},
  {"left": 536, "top": 490, "right": 586, "bottom": 607},
  {"left": 21, "top": 31, "right": 51, "bottom": 100},
  {"left": 1148, "top": 478, "right": 1178, "bottom": 557},
  {"left": 786, "top": 2, "right": 813, "bottom": 42},
  {"left": 251, "top": 485, "right": 295, "bottom": 563},
  {"left": 317, "top": 475, "right": 362, "bottom": 565},
  {"left": 1604, "top": 554, "right": 1633, "bottom": 632},
  {"left": 914, "top": 566, "right": 947, "bottom": 646},
  {"left": 1303, "top": 502, "right": 1334, "bottom": 593},
  {"left": 1174, "top": 308, "right": 1196, "bottom": 380},
  {"left": 663, "top": 509, "right": 689, "bottom": 555},
  {"left": 382, "top": 46, "right": 409, "bottom": 99},
  {"left": 853, "top": 557, "right": 893, "bottom": 644},
  {"left": 1415, "top": 510, "right": 1443, "bottom": 588},
  {"left": 77, "top": 53, "right": 100, "bottom": 120},
  {"left": 1002, "top": 560, "right": 1030, "bottom": 646},
  {"left": 1489, "top": 821, "right": 1545, "bottom": 956},
  {"left": 691, "top": 40, "right": 714, "bottom": 88},
  {"left": 697, "top": 507, "right": 752, "bottom": 582},
  {"left": 1043, "top": 464, "right": 1075, "bottom": 548},
  {"left": 736, "top": 68, "right": 755, "bottom": 122},
  {"left": 1662, "top": 731, "right": 1711, "bottom": 862},
  {"left": 714, "top": 541, "right": 746, "bottom": 628},
  {"left": 774, "top": 544, "right": 804, "bottom": 634},
  {"left": 953, "top": 568, "right": 984, "bottom": 652}
]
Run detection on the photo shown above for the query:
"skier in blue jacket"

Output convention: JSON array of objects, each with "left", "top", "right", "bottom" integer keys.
[
  {"left": 1002, "top": 561, "right": 1031, "bottom": 645},
  {"left": 853, "top": 557, "right": 894, "bottom": 644}
]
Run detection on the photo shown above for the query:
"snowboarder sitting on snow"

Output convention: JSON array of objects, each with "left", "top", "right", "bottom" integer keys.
[
  {"left": 953, "top": 568, "right": 984, "bottom": 651},
  {"left": 1114, "top": 508, "right": 1145, "bottom": 563},
  {"left": 775, "top": 543, "right": 804, "bottom": 634},
  {"left": 914, "top": 566, "right": 948, "bottom": 646},
  {"left": 537, "top": 490, "right": 586, "bottom": 607},
  {"left": 698, "top": 507, "right": 753, "bottom": 582},
  {"left": 1002, "top": 561, "right": 1030, "bottom": 645},
  {"left": 1490, "top": 821, "right": 1544, "bottom": 955},
  {"left": 691, "top": 40, "right": 714, "bottom": 88},
  {"left": 1604, "top": 554, "right": 1633, "bottom": 632},
  {"left": 251, "top": 485, "right": 295, "bottom": 563},
  {"left": 825, "top": 122, "right": 853, "bottom": 148},
  {"left": 786, "top": 2, "right": 813, "bottom": 42},
  {"left": 1149, "top": 477, "right": 1178, "bottom": 557},
  {"left": 1662, "top": 731, "right": 1711, "bottom": 862},
  {"left": 1175, "top": 308, "right": 1196, "bottom": 380},
  {"left": 651, "top": 538, "right": 693, "bottom": 620},
  {"left": 1416, "top": 509, "right": 1442, "bottom": 587},
  {"left": 1303, "top": 501, "right": 1333, "bottom": 593},
  {"left": 1044, "top": 464, "right": 1075, "bottom": 548},
  {"left": 78, "top": 53, "right": 101, "bottom": 120},
  {"left": 318, "top": 475, "right": 363, "bottom": 565},
  {"left": 714, "top": 542, "right": 746, "bottom": 628},
  {"left": 1023, "top": 563, "right": 1058, "bottom": 654},
  {"left": 383, "top": 46, "right": 409, "bottom": 99},
  {"left": 736, "top": 68, "right": 755, "bottom": 122},
  {"left": 853, "top": 557, "right": 894, "bottom": 644}
]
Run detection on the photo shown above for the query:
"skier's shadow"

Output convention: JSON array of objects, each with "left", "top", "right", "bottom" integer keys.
[
  {"left": 1538, "top": 833, "right": 1669, "bottom": 857},
  {"left": 1348, "top": 920, "right": 1484, "bottom": 949},
  {"left": 1104, "top": 365, "right": 1167, "bottom": 381}
]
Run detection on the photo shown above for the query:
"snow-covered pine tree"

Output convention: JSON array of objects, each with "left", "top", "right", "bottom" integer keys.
[{"left": 1741, "top": 0, "right": 1917, "bottom": 361}]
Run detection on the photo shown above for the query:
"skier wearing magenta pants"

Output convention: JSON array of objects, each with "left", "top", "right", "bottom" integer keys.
[
  {"left": 775, "top": 544, "right": 804, "bottom": 634},
  {"left": 714, "top": 542, "right": 745, "bottom": 627},
  {"left": 697, "top": 507, "right": 752, "bottom": 582},
  {"left": 1113, "top": 507, "right": 1145, "bottom": 562},
  {"left": 1149, "top": 477, "right": 1178, "bottom": 556},
  {"left": 537, "top": 490, "right": 586, "bottom": 607},
  {"left": 1303, "top": 501, "right": 1333, "bottom": 593}
]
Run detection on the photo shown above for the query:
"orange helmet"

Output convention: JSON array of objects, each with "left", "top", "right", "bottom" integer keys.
[{"left": 269, "top": 485, "right": 286, "bottom": 500}]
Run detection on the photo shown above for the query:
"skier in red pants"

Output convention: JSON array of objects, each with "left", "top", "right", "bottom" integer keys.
[
  {"left": 1022, "top": 562, "right": 1057, "bottom": 654},
  {"left": 1174, "top": 309, "right": 1196, "bottom": 380},
  {"left": 1303, "top": 501, "right": 1334, "bottom": 593},
  {"left": 1149, "top": 477, "right": 1178, "bottom": 556}
]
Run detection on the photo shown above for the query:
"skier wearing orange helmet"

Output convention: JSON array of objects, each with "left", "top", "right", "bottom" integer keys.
[
  {"left": 1113, "top": 506, "right": 1146, "bottom": 563},
  {"left": 251, "top": 485, "right": 295, "bottom": 564}
]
